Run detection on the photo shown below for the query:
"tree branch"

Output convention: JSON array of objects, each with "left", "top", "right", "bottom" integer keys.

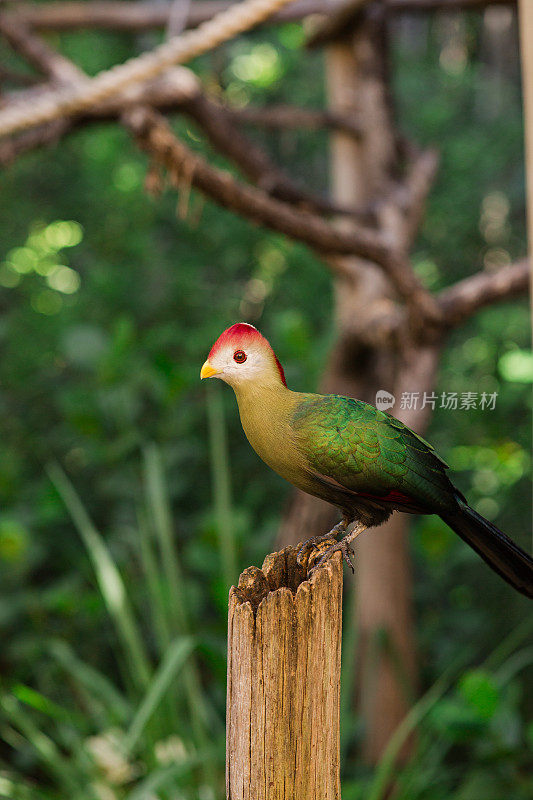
[
  {"left": 307, "top": 0, "right": 372, "bottom": 48},
  {"left": 342, "top": 259, "right": 530, "bottom": 345},
  {"left": 7, "top": 0, "right": 330, "bottom": 32},
  {"left": 0, "top": 12, "right": 371, "bottom": 223},
  {"left": 0, "top": 0, "right": 304, "bottom": 138},
  {"left": 387, "top": 0, "right": 515, "bottom": 9},
  {"left": 125, "top": 106, "right": 442, "bottom": 323},
  {"left": 0, "top": 12, "right": 84, "bottom": 84},
  {"left": 0, "top": 14, "right": 199, "bottom": 165},
  {"left": 0, "top": 68, "right": 201, "bottom": 165},
  {"left": 396, "top": 147, "right": 440, "bottom": 250},
  {"left": 182, "top": 94, "right": 365, "bottom": 217},
  {"left": 125, "top": 107, "right": 382, "bottom": 258},
  {"left": 0, "top": 65, "right": 362, "bottom": 219},
  {"left": 0, "top": 12, "right": 87, "bottom": 155},
  {"left": 437, "top": 260, "right": 530, "bottom": 327},
  {"left": 8, "top": 1, "right": 515, "bottom": 35},
  {"left": 226, "top": 103, "right": 363, "bottom": 140}
]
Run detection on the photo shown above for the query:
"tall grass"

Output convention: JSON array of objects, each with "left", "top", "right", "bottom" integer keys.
[
  {"left": 0, "top": 454, "right": 225, "bottom": 800},
  {"left": 47, "top": 463, "right": 153, "bottom": 693},
  {"left": 142, "top": 445, "right": 218, "bottom": 780}
]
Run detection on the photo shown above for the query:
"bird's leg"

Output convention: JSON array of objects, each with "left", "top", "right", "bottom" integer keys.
[
  {"left": 312, "top": 520, "right": 368, "bottom": 574},
  {"left": 296, "top": 516, "right": 349, "bottom": 566}
]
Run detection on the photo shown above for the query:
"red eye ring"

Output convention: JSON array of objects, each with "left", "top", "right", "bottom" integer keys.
[{"left": 233, "top": 350, "right": 247, "bottom": 364}]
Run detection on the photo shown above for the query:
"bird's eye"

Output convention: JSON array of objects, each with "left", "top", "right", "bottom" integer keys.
[{"left": 233, "top": 350, "right": 247, "bottom": 364}]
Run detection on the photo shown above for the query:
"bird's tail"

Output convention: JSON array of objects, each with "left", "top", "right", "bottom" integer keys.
[{"left": 441, "top": 497, "right": 533, "bottom": 598}]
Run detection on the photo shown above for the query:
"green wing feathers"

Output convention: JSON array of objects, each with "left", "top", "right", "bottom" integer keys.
[{"left": 290, "top": 394, "right": 457, "bottom": 512}]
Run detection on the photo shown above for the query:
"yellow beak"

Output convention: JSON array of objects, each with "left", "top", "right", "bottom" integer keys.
[{"left": 200, "top": 360, "right": 220, "bottom": 380}]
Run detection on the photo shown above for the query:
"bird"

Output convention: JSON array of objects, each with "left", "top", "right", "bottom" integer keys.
[{"left": 200, "top": 322, "right": 533, "bottom": 598}]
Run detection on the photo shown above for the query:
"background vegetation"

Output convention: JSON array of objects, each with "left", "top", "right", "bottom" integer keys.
[{"left": 0, "top": 6, "right": 531, "bottom": 799}]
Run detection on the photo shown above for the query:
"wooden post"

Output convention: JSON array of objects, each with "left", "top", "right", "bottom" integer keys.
[{"left": 226, "top": 545, "right": 343, "bottom": 800}]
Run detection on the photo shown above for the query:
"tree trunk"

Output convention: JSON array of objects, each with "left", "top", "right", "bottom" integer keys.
[{"left": 226, "top": 545, "right": 343, "bottom": 799}]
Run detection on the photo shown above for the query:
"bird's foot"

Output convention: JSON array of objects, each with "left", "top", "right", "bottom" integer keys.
[
  {"left": 310, "top": 521, "right": 368, "bottom": 575},
  {"left": 311, "top": 538, "right": 356, "bottom": 573},
  {"left": 296, "top": 533, "right": 337, "bottom": 566},
  {"left": 296, "top": 519, "right": 348, "bottom": 567}
]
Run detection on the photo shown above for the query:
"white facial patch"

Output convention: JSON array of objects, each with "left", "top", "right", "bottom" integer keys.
[{"left": 210, "top": 343, "right": 271, "bottom": 385}]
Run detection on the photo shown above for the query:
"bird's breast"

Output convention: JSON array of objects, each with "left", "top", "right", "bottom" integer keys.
[{"left": 235, "top": 387, "right": 311, "bottom": 489}]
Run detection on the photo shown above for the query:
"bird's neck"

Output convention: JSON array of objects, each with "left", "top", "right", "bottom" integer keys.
[
  {"left": 233, "top": 378, "right": 292, "bottom": 416},
  {"left": 232, "top": 379, "right": 297, "bottom": 459}
]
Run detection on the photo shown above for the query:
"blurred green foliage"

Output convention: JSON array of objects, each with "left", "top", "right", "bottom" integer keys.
[{"left": 0, "top": 8, "right": 531, "bottom": 799}]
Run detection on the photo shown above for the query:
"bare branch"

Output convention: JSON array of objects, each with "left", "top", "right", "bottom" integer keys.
[
  {"left": 126, "top": 107, "right": 383, "bottom": 257},
  {"left": 387, "top": 0, "right": 515, "bottom": 10},
  {"left": 0, "top": 12, "right": 203, "bottom": 169},
  {"left": 3, "top": 0, "right": 517, "bottom": 35},
  {"left": 226, "top": 104, "right": 363, "bottom": 139},
  {"left": 0, "top": 14, "right": 365, "bottom": 222},
  {"left": 8, "top": 1, "right": 330, "bottom": 32},
  {"left": 183, "top": 94, "right": 365, "bottom": 217},
  {"left": 437, "top": 260, "right": 530, "bottom": 327},
  {"left": 125, "top": 107, "right": 442, "bottom": 323},
  {"left": 0, "top": 12, "right": 87, "bottom": 157},
  {"left": 0, "top": 13, "right": 84, "bottom": 84},
  {"left": 341, "top": 259, "right": 530, "bottom": 344},
  {"left": 0, "top": 68, "right": 201, "bottom": 165},
  {"left": 0, "top": 68, "right": 362, "bottom": 219},
  {"left": 307, "top": 0, "right": 372, "bottom": 48},
  {"left": 166, "top": 0, "right": 192, "bottom": 39},
  {"left": 0, "top": 0, "right": 303, "bottom": 138},
  {"left": 0, "top": 4, "right": 360, "bottom": 224},
  {"left": 395, "top": 147, "right": 440, "bottom": 249}
]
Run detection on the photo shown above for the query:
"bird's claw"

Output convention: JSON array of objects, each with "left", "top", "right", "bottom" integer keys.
[
  {"left": 310, "top": 538, "right": 356, "bottom": 575},
  {"left": 297, "top": 534, "right": 337, "bottom": 567},
  {"left": 339, "top": 541, "right": 356, "bottom": 573},
  {"left": 297, "top": 519, "right": 349, "bottom": 568}
]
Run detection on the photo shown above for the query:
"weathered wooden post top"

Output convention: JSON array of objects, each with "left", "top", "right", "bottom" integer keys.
[{"left": 226, "top": 543, "right": 343, "bottom": 800}]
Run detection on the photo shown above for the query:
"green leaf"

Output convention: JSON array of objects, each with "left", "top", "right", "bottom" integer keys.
[{"left": 12, "top": 685, "right": 72, "bottom": 723}]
